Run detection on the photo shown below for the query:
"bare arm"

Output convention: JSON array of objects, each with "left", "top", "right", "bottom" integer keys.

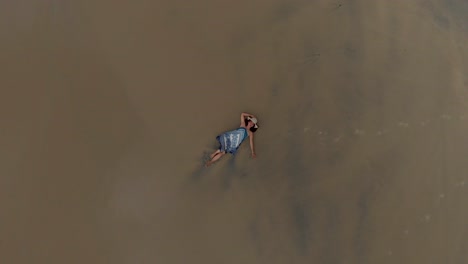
[
  {"left": 240, "top": 112, "right": 256, "bottom": 127},
  {"left": 249, "top": 131, "right": 256, "bottom": 158}
]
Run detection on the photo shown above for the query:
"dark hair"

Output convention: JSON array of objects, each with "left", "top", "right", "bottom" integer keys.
[{"left": 244, "top": 118, "right": 258, "bottom": 133}]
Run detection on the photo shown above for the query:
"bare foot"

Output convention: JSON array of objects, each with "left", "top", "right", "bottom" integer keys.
[{"left": 205, "top": 161, "right": 212, "bottom": 167}]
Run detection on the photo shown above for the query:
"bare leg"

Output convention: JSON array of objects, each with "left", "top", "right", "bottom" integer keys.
[
  {"left": 209, "top": 149, "right": 221, "bottom": 159},
  {"left": 205, "top": 151, "right": 226, "bottom": 167}
]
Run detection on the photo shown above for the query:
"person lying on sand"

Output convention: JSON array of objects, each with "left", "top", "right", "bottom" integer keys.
[{"left": 205, "top": 112, "right": 259, "bottom": 167}]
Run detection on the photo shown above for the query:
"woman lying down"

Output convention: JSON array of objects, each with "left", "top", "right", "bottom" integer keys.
[{"left": 205, "top": 112, "right": 259, "bottom": 167}]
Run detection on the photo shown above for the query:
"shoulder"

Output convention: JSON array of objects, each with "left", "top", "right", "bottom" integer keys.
[{"left": 240, "top": 127, "right": 250, "bottom": 135}]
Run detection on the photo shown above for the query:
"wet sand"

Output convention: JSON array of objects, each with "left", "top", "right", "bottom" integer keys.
[{"left": 1, "top": 0, "right": 468, "bottom": 263}]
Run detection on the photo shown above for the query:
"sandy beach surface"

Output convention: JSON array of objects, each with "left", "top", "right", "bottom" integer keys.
[{"left": 1, "top": 0, "right": 467, "bottom": 263}]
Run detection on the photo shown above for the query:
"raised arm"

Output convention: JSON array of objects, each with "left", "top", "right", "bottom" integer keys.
[{"left": 240, "top": 112, "right": 256, "bottom": 127}]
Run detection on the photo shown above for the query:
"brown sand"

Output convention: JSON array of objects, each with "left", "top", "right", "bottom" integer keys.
[{"left": 1, "top": 0, "right": 467, "bottom": 263}]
